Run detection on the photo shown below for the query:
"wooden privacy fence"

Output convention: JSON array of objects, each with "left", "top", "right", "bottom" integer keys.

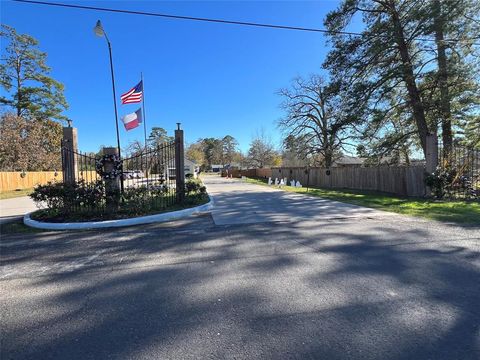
[
  {"left": 222, "top": 168, "right": 273, "bottom": 178},
  {"left": 0, "top": 171, "right": 98, "bottom": 192},
  {"left": 219, "top": 166, "right": 426, "bottom": 197},
  {"left": 270, "top": 166, "right": 426, "bottom": 197}
]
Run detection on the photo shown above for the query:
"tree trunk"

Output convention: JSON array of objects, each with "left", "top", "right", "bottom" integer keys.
[
  {"left": 433, "top": 0, "right": 453, "bottom": 156},
  {"left": 324, "top": 149, "right": 333, "bottom": 168},
  {"left": 389, "top": 2, "right": 431, "bottom": 158}
]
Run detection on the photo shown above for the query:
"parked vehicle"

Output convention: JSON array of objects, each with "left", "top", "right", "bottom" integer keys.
[
  {"left": 133, "top": 170, "right": 145, "bottom": 178},
  {"left": 122, "top": 170, "right": 145, "bottom": 180}
]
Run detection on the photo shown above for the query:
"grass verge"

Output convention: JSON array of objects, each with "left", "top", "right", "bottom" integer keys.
[
  {"left": 0, "top": 218, "right": 46, "bottom": 235},
  {"left": 0, "top": 188, "right": 33, "bottom": 200},
  {"left": 245, "top": 177, "right": 480, "bottom": 225}
]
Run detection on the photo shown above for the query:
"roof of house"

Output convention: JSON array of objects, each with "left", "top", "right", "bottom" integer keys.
[
  {"left": 334, "top": 156, "right": 365, "bottom": 165},
  {"left": 184, "top": 158, "right": 197, "bottom": 167}
]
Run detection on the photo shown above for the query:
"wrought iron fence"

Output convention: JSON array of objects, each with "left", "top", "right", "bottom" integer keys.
[
  {"left": 121, "top": 140, "right": 177, "bottom": 208},
  {"left": 437, "top": 143, "right": 480, "bottom": 200},
  {"left": 58, "top": 139, "right": 181, "bottom": 217}
]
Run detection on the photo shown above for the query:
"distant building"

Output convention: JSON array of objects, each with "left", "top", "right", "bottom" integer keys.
[
  {"left": 185, "top": 158, "right": 199, "bottom": 178},
  {"left": 211, "top": 164, "right": 224, "bottom": 173},
  {"left": 332, "top": 156, "right": 365, "bottom": 167},
  {"left": 168, "top": 158, "right": 200, "bottom": 179}
]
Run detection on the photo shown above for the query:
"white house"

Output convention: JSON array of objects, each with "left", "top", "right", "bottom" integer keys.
[
  {"left": 185, "top": 158, "right": 199, "bottom": 178},
  {"left": 167, "top": 158, "right": 200, "bottom": 179}
]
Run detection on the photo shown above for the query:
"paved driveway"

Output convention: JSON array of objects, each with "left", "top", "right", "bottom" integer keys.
[
  {"left": 204, "top": 177, "right": 395, "bottom": 225},
  {"left": 0, "top": 196, "right": 37, "bottom": 224},
  {"left": 1, "top": 177, "right": 479, "bottom": 359}
]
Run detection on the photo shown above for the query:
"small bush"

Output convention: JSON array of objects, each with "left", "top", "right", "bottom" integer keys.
[
  {"left": 425, "top": 166, "right": 478, "bottom": 199},
  {"left": 185, "top": 179, "right": 200, "bottom": 195},
  {"left": 30, "top": 180, "right": 105, "bottom": 212},
  {"left": 29, "top": 177, "right": 210, "bottom": 222}
]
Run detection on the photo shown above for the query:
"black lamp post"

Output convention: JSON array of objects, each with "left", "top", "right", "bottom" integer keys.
[{"left": 94, "top": 20, "right": 123, "bottom": 192}]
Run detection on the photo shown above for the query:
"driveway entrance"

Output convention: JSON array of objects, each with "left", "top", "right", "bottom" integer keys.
[{"left": 204, "top": 176, "right": 395, "bottom": 225}]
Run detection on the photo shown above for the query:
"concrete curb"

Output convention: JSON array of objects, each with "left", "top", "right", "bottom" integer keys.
[{"left": 23, "top": 195, "right": 214, "bottom": 230}]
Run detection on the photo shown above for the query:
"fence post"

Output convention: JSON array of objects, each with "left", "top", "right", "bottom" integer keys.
[
  {"left": 62, "top": 127, "right": 78, "bottom": 184},
  {"left": 103, "top": 147, "right": 121, "bottom": 208},
  {"left": 175, "top": 123, "right": 185, "bottom": 203}
]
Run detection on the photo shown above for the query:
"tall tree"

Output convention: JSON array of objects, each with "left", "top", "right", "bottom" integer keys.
[
  {"left": 278, "top": 76, "right": 356, "bottom": 168},
  {"left": 357, "top": 88, "right": 419, "bottom": 165},
  {"left": 0, "top": 25, "right": 68, "bottom": 122},
  {"left": 246, "top": 130, "right": 279, "bottom": 168},
  {"left": 324, "top": 0, "right": 480, "bottom": 159},
  {"left": 221, "top": 135, "right": 239, "bottom": 165},
  {"left": 323, "top": 0, "right": 433, "bottom": 158},
  {"left": 147, "top": 127, "right": 173, "bottom": 149},
  {"left": 201, "top": 137, "right": 223, "bottom": 168},
  {"left": 426, "top": 0, "right": 480, "bottom": 153},
  {"left": 186, "top": 141, "right": 206, "bottom": 165},
  {"left": 0, "top": 113, "right": 62, "bottom": 171},
  {"left": 281, "top": 135, "right": 310, "bottom": 167}
]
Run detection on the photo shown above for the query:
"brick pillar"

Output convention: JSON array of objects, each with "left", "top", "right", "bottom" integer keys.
[
  {"left": 62, "top": 127, "right": 78, "bottom": 184},
  {"left": 175, "top": 124, "right": 185, "bottom": 203}
]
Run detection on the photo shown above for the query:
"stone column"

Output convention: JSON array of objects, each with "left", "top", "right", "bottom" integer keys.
[{"left": 62, "top": 127, "right": 78, "bottom": 184}]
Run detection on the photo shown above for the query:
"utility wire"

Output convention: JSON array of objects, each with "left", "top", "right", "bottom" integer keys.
[{"left": 11, "top": 0, "right": 480, "bottom": 45}]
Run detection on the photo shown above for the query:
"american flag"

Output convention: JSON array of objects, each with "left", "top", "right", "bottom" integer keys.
[{"left": 120, "top": 81, "right": 143, "bottom": 104}]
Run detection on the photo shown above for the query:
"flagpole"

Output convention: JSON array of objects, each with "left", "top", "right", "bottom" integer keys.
[
  {"left": 141, "top": 72, "right": 148, "bottom": 150},
  {"left": 141, "top": 72, "right": 149, "bottom": 186}
]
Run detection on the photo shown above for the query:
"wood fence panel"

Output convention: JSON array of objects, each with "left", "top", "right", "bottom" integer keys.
[
  {"left": 0, "top": 171, "right": 62, "bottom": 192},
  {"left": 0, "top": 171, "right": 98, "bottom": 192},
  {"left": 256, "top": 168, "right": 272, "bottom": 178},
  {"left": 264, "top": 166, "right": 426, "bottom": 197}
]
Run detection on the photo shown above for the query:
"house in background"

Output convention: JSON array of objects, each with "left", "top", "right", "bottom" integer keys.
[
  {"left": 168, "top": 158, "right": 199, "bottom": 179},
  {"left": 211, "top": 164, "right": 224, "bottom": 173},
  {"left": 185, "top": 158, "right": 199, "bottom": 178},
  {"left": 332, "top": 156, "right": 365, "bottom": 167}
]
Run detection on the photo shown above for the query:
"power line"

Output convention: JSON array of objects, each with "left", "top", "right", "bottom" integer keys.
[
  {"left": 10, "top": 0, "right": 480, "bottom": 45},
  {"left": 11, "top": 0, "right": 353, "bottom": 35}
]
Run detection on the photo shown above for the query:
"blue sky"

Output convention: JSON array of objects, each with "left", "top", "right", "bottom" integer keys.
[{"left": 2, "top": 0, "right": 353, "bottom": 153}]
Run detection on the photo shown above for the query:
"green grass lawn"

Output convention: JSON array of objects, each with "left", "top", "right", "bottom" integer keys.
[
  {"left": 0, "top": 188, "right": 34, "bottom": 200},
  {"left": 0, "top": 219, "right": 46, "bottom": 235},
  {"left": 245, "top": 177, "right": 480, "bottom": 225}
]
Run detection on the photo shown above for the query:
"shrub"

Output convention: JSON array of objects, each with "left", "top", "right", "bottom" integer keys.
[
  {"left": 121, "top": 186, "right": 150, "bottom": 213},
  {"left": 30, "top": 179, "right": 105, "bottom": 213},
  {"left": 30, "top": 181, "right": 68, "bottom": 211},
  {"left": 425, "top": 166, "right": 478, "bottom": 199},
  {"left": 29, "top": 177, "right": 210, "bottom": 221}
]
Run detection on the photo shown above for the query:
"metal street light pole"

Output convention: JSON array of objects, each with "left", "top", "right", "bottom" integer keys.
[{"left": 94, "top": 20, "right": 124, "bottom": 192}]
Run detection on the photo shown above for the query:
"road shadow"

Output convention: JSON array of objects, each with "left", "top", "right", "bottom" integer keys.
[{"left": 1, "top": 217, "right": 479, "bottom": 359}]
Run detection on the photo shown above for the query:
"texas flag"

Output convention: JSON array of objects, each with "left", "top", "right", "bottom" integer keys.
[{"left": 121, "top": 108, "right": 142, "bottom": 131}]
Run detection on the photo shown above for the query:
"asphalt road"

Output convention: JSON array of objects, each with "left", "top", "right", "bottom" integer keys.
[
  {"left": 204, "top": 177, "right": 396, "bottom": 225},
  {"left": 0, "top": 196, "right": 37, "bottom": 224},
  {"left": 1, "top": 177, "right": 479, "bottom": 359}
]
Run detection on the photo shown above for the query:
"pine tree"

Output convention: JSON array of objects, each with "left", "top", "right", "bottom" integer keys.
[{"left": 0, "top": 25, "right": 68, "bottom": 122}]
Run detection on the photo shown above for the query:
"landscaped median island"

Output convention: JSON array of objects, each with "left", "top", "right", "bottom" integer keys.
[
  {"left": 27, "top": 177, "right": 210, "bottom": 224},
  {"left": 245, "top": 177, "right": 480, "bottom": 225}
]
